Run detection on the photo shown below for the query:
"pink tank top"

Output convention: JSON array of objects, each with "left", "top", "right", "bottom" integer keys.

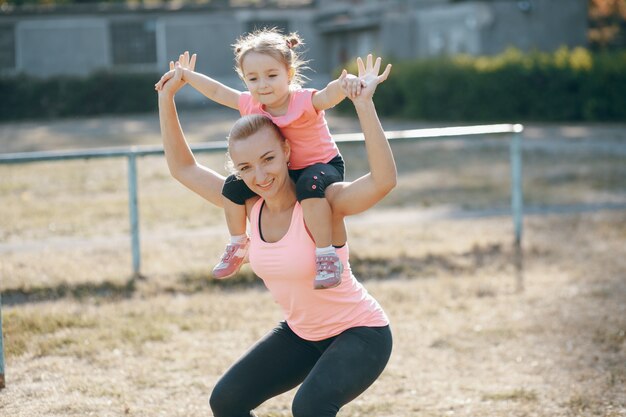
[
  {"left": 248, "top": 199, "right": 389, "bottom": 341},
  {"left": 238, "top": 89, "right": 339, "bottom": 170}
]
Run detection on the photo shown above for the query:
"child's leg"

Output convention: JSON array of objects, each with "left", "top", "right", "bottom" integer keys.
[
  {"left": 294, "top": 161, "right": 344, "bottom": 289},
  {"left": 294, "top": 156, "right": 345, "bottom": 248},
  {"left": 301, "top": 197, "right": 342, "bottom": 289},
  {"left": 300, "top": 197, "right": 332, "bottom": 249},
  {"left": 223, "top": 196, "right": 248, "bottom": 238},
  {"left": 213, "top": 175, "right": 257, "bottom": 279}
]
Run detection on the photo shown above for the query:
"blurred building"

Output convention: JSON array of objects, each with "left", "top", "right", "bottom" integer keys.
[{"left": 0, "top": 0, "right": 587, "bottom": 85}]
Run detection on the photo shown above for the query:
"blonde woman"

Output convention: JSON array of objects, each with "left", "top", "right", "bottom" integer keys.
[{"left": 158, "top": 54, "right": 394, "bottom": 417}]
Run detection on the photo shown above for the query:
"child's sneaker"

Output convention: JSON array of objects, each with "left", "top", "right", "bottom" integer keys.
[
  {"left": 314, "top": 254, "right": 343, "bottom": 289},
  {"left": 212, "top": 238, "right": 250, "bottom": 279}
]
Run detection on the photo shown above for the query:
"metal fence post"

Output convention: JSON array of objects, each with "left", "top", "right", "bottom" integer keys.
[
  {"left": 0, "top": 293, "right": 5, "bottom": 389},
  {"left": 127, "top": 153, "right": 141, "bottom": 276},
  {"left": 510, "top": 129, "right": 524, "bottom": 291}
]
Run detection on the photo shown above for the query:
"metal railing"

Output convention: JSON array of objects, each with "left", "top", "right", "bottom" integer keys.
[{"left": 0, "top": 123, "right": 524, "bottom": 389}]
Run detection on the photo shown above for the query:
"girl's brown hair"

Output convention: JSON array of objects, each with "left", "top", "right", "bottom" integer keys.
[{"left": 233, "top": 27, "right": 308, "bottom": 87}]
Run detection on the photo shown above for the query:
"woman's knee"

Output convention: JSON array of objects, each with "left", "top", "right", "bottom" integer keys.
[
  {"left": 292, "top": 392, "right": 337, "bottom": 417},
  {"left": 208, "top": 388, "right": 230, "bottom": 417},
  {"left": 209, "top": 384, "right": 250, "bottom": 417}
]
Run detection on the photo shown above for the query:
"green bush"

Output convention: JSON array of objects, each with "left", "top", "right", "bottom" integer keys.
[
  {"left": 3, "top": 47, "right": 625, "bottom": 123},
  {"left": 0, "top": 71, "right": 159, "bottom": 122},
  {"left": 338, "top": 47, "right": 626, "bottom": 122}
]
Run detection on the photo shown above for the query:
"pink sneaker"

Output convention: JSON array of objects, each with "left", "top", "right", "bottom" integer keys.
[
  {"left": 212, "top": 238, "right": 250, "bottom": 279},
  {"left": 314, "top": 253, "right": 343, "bottom": 289}
]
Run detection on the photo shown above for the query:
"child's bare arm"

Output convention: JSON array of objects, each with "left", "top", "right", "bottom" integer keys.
[
  {"left": 312, "top": 70, "right": 365, "bottom": 111},
  {"left": 183, "top": 70, "right": 241, "bottom": 110},
  {"left": 155, "top": 51, "right": 241, "bottom": 110}
]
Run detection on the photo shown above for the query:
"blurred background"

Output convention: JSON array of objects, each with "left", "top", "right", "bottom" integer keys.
[
  {"left": 0, "top": 2, "right": 625, "bottom": 416},
  {"left": 0, "top": 0, "right": 624, "bottom": 121}
]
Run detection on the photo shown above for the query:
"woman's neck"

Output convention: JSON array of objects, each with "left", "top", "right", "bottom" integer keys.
[{"left": 262, "top": 180, "right": 297, "bottom": 213}]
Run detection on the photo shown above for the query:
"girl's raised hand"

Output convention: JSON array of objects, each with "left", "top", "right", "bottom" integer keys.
[
  {"left": 339, "top": 69, "right": 367, "bottom": 99},
  {"left": 155, "top": 51, "right": 197, "bottom": 91},
  {"left": 352, "top": 54, "right": 391, "bottom": 101}
]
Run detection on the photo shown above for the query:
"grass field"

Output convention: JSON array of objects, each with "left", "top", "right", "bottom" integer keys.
[{"left": 0, "top": 111, "right": 625, "bottom": 416}]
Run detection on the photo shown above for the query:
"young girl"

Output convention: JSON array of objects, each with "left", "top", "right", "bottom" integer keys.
[{"left": 155, "top": 28, "right": 365, "bottom": 290}]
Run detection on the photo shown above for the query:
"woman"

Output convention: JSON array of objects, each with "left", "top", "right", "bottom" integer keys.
[{"left": 158, "top": 54, "right": 395, "bottom": 417}]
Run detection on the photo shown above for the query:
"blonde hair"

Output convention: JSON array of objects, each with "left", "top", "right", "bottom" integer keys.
[
  {"left": 233, "top": 27, "right": 308, "bottom": 87},
  {"left": 225, "top": 114, "right": 287, "bottom": 176}
]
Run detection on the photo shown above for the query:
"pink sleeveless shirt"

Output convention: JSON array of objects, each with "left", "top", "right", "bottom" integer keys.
[
  {"left": 238, "top": 89, "right": 339, "bottom": 170},
  {"left": 248, "top": 199, "right": 389, "bottom": 341}
]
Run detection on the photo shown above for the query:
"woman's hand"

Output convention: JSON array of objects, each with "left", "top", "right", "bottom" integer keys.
[
  {"left": 328, "top": 54, "right": 396, "bottom": 218},
  {"left": 155, "top": 51, "right": 197, "bottom": 92},
  {"left": 342, "top": 54, "right": 391, "bottom": 102},
  {"left": 157, "top": 61, "right": 185, "bottom": 98}
]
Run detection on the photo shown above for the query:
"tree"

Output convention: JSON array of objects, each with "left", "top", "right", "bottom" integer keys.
[{"left": 589, "top": 0, "right": 626, "bottom": 50}]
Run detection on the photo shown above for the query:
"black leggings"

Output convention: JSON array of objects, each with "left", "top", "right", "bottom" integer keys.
[{"left": 209, "top": 321, "right": 392, "bottom": 417}]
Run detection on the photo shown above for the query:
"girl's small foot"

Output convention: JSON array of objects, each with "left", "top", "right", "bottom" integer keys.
[
  {"left": 213, "top": 238, "right": 250, "bottom": 279},
  {"left": 314, "top": 254, "right": 343, "bottom": 289}
]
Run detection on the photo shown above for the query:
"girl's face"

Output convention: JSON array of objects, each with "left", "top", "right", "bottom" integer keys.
[
  {"left": 241, "top": 51, "right": 292, "bottom": 112},
  {"left": 229, "top": 126, "right": 291, "bottom": 200}
]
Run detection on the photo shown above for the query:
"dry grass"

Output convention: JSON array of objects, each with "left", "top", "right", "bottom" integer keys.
[
  {"left": 0, "top": 113, "right": 625, "bottom": 416},
  {"left": 1, "top": 211, "right": 625, "bottom": 416}
]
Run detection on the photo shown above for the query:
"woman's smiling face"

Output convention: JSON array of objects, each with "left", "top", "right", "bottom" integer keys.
[{"left": 229, "top": 125, "right": 291, "bottom": 199}]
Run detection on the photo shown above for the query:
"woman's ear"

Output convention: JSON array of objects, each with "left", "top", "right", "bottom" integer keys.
[{"left": 283, "top": 141, "right": 291, "bottom": 161}]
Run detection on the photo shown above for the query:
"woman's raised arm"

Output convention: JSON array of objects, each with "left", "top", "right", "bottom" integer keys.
[
  {"left": 158, "top": 62, "right": 226, "bottom": 207},
  {"left": 326, "top": 55, "right": 397, "bottom": 217}
]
